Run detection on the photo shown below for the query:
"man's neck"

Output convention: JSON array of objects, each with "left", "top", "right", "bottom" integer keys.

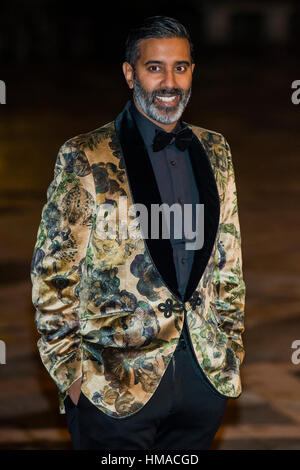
[{"left": 133, "top": 98, "right": 179, "bottom": 133}]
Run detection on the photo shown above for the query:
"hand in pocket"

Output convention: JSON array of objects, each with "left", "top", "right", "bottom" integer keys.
[{"left": 68, "top": 376, "right": 83, "bottom": 406}]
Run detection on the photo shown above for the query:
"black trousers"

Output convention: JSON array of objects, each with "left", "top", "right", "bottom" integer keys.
[{"left": 64, "top": 314, "right": 228, "bottom": 450}]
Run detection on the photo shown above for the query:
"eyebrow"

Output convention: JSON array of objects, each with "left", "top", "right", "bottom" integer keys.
[{"left": 144, "top": 60, "right": 191, "bottom": 66}]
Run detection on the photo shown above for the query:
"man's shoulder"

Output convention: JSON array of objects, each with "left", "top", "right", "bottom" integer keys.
[
  {"left": 58, "top": 119, "right": 229, "bottom": 155},
  {"left": 61, "top": 120, "right": 116, "bottom": 153},
  {"left": 184, "top": 121, "right": 226, "bottom": 145},
  {"left": 185, "top": 122, "right": 232, "bottom": 173}
]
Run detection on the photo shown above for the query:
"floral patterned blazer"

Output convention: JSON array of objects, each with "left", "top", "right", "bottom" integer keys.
[{"left": 30, "top": 99, "right": 246, "bottom": 418}]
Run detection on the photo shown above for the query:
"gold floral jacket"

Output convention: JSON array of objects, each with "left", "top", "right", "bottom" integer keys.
[{"left": 30, "top": 100, "right": 246, "bottom": 418}]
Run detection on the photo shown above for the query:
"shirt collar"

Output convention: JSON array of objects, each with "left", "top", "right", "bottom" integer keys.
[{"left": 130, "top": 99, "right": 184, "bottom": 148}]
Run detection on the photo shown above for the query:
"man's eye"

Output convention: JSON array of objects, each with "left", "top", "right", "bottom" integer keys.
[{"left": 148, "top": 65, "right": 186, "bottom": 72}]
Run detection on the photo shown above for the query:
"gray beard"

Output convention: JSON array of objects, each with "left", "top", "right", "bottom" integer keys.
[{"left": 132, "top": 72, "right": 192, "bottom": 124}]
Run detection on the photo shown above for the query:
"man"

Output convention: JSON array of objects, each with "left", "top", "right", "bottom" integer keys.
[{"left": 30, "top": 16, "right": 246, "bottom": 450}]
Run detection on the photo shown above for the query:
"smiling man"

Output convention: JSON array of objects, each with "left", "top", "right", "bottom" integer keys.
[
  {"left": 31, "top": 16, "right": 246, "bottom": 450},
  {"left": 125, "top": 35, "right": 194, "bottom": 129}
]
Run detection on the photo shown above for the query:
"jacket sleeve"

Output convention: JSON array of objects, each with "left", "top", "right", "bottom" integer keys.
[
  {"left": 30, "top": 141, "right": 96, "bottom": 401},
  {"left": 213, "top": 135, "right": 246, "bottom": 367}
]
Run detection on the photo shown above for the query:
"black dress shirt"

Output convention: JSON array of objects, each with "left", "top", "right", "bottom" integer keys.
[{"left": 130, "top": 99, "right": 200, "bottom": 299}]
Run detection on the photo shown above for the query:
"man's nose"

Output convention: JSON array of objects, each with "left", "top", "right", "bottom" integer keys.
[{"left": 160, "top": 70, "right": 177, "bottom": 89}]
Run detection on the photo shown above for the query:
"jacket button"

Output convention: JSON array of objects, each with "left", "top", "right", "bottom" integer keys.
[{"left": 189, "top": 291, "right": 202, "bottom": 310}]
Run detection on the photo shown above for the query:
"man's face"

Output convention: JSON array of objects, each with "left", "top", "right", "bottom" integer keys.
[{"left": 124, "top": 37, "right": 195, "bottom": 124}]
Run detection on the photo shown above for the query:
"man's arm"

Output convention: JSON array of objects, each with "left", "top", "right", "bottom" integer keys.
[
  {"left": 30, "top": 141, "right": 96, "bottom": 403},
  {"left": 213, "top": 135, "right": 246, "bottom": 366}
]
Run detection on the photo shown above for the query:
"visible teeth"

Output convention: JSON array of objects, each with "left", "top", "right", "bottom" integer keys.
[{"left": 156, "top": 96, "right": 177, "bottom": 102}]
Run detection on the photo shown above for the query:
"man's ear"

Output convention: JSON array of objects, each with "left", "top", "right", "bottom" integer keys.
[
  {"left": 191, "top": 63, "right": 195, "bottom": 74},
  {"left": 122, "top": 62, "right": 134, "bottom": 89}
]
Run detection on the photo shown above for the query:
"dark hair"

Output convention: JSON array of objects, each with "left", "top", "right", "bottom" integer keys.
[{"left": 124, "top": 16, "right": 195, "bottom": 68}]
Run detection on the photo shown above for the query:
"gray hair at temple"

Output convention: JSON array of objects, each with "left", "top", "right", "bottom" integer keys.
[{"left": 124, "top": 16, "right": 195, "bottom": 69}]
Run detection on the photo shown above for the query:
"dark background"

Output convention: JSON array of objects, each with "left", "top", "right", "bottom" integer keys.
[{"left": 0, "top": 0, "right": 300, "bottom": 450}]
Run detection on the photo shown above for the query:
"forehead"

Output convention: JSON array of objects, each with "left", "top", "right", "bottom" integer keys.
[{"left": 137, "top": 37, "right": 191, "bottom": 63}]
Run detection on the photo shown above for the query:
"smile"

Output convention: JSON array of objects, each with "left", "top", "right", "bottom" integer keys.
[{"left": 155, "top": 95, "right": 179, "bottom": 105}]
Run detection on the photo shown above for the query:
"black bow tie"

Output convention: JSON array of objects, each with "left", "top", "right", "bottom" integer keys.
[{"left": 152, "top": 126, "right": 193, "bottom": 152}]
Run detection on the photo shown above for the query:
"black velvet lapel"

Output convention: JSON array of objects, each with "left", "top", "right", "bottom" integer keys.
[
  {"left": 183, "top": 130, "right": 220, "bottom": 302},
  {"left": 114, "top": 100, "right": 220, "bottom": 304}
]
